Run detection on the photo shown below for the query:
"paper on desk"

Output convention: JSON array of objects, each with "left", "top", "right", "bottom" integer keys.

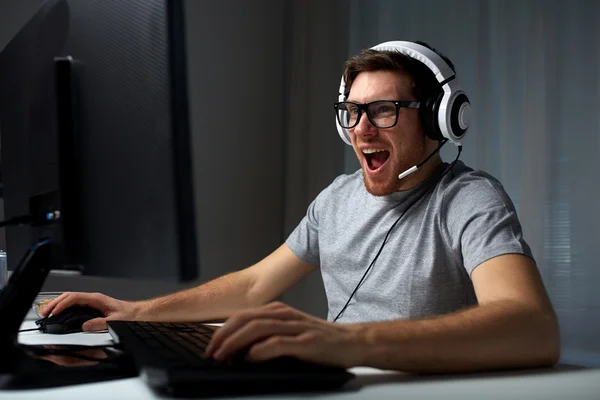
[{"left": 18, "top": 320, "right": 114, "bottom": 347}]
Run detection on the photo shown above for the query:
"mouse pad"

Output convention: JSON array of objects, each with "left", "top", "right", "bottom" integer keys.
[{"left": 19, "top": 320, "right": 113, "bottom": 347}]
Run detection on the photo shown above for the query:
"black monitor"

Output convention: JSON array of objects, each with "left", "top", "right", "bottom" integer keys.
[{"left": 0, "top": 0, "right": 198, "bottom": 282}]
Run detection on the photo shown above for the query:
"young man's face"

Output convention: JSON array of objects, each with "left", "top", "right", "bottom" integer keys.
[{"left": 347, "top": 70, "right": 435, "bottom": 196}]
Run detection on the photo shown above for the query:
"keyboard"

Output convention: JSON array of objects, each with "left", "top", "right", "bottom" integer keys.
[
  {"left": 108, "top": 320, "right": 355, "bottom": 396},
  {"left": 119, "top": 321, "right": 216, "bottom": 366}
]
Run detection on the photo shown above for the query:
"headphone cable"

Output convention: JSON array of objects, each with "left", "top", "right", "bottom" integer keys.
[{"left": 333, "top": 145, "right": 463, "bottom": 322}]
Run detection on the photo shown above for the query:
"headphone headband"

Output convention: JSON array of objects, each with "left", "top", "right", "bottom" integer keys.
[
  {"left": 336, "top": 41, "right": 471, "bottom": 146},
  {"left": 372, "top": 41, "right": 455, "bottom": 84}
]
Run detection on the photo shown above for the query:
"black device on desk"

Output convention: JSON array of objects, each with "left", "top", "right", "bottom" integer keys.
[
  {"left": 0, "top": 0, "right": 198, "bottom": 281},
  {"left": 108, "top": 320, "right": 354, "bottom": 396},
  {"left": 35, "top": 306, "right": 104, "bottom": 334}
]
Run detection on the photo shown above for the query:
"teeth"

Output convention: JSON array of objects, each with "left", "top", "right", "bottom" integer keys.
[{"left": 362, "top": 149, "right": 386, "bottom": 154}]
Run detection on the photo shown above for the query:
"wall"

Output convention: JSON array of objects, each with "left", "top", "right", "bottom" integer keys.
[{"left": 278, "top": 0, "right": 348, "bottom": 317}]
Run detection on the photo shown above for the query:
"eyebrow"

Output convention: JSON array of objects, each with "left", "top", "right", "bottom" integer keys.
[
  {"left": 344, "top": 98, "right": 393, "bottom": 103},
  {"left": 343, "top": 98, "right": 415, "bottom": 104}
]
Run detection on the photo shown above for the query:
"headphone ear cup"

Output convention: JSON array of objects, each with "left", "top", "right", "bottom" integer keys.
[
  {"left": 420, "top": 94, "right": 443, "bottom": 141},
  {"left": 336, "top": 119, "right": 352, "bottom": 145},
  {"left": 449, "top": 93, "right": 470, "bottom": 141}
]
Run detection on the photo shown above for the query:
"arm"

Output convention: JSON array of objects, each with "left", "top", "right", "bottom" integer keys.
[
  {"left": 207, "top": 254, "right": 560, "bottom": 373},
  {"left": 352, "top": 254, "right": 560, "bottom": 372},
  {"left": 42, "top": 244, "right": 316, "bottom": 329},
  {"left": 135, "top": 244, "right": 316, "bottom": 322}
]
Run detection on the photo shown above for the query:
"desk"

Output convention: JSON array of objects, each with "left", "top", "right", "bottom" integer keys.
[{"left": 2, "top": 321, "right": 599, "bottom": 400}]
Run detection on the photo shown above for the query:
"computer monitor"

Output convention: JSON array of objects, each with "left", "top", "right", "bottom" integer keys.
[{"left": 0, "top": 0, "right": 198, "bottom": 282}]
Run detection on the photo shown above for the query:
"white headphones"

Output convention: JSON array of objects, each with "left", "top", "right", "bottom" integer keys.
[{"left": 336, "top": 41, "right": 471, "bottom": 146}]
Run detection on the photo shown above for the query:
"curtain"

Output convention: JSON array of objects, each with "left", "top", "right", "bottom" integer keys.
[{"left": 345, "top": 0, "right": 600, "bottom": 366}]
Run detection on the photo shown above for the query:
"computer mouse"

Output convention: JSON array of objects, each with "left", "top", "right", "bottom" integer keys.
[{"left": 35, "top": 305, "right": 104, "bottom": 334}]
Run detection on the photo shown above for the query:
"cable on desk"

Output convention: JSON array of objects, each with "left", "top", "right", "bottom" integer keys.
[{"left": 19, "top": 327, "right": 42, "bottom": 333}]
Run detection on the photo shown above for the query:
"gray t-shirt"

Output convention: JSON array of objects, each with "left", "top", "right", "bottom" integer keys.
[{"left": 286, "top": 161, "right": 534, "bottom": 323}]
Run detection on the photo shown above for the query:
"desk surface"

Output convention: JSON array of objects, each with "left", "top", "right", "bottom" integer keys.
[{"left": 2, "top": 322, "right": 598, "bottom": 400}]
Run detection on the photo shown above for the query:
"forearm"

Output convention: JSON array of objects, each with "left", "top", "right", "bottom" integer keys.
[
  {"left": 133, "top": 269, "right": 262, "bottom": 322},
  {"left": 130, "top": 244, "right": 315, "bottom": 323},
  {"left": 352, "top": 300, "right": 560, "bottom": 373}
]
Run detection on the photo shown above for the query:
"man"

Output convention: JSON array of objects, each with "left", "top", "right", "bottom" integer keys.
[{"left": 43, "top": 41, "right": 560, "bottom": 373}]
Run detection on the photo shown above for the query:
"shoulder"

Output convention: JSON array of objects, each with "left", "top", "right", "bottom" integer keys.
[
  {"left": 316, "top": 169, "right": 364, "bottom": 202},
  {"left": 303, "top": 170, "right": 364, "bottom": 219},
  {"left": 328, "top": 169, "right": 363, "bottom": 191},
  {"left": 437, "top": 161, "right": 514, "bottom": 211}
]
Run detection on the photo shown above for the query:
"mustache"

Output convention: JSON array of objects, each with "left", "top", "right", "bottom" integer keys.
[{"left": 355, "top": 141, "right": 390, "bottom": 148}]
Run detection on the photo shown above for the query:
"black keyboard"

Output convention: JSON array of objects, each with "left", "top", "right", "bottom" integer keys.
[
  {"left": 108, "top": 320, "right": 355, "bottom": 396},
  {"left": 123, "top": 321, "right": 217, "bottom": 367}
]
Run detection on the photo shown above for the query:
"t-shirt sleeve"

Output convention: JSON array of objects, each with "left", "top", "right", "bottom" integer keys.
[
  {"left": 443, "top": 172, "right": 534, "bottom": 276},
  {"left": 285, "top": 192, "right": 324, "bottom": 267}
]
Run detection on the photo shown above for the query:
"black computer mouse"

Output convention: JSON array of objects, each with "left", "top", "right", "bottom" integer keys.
[{"left": 35, "top": 305, "right": 104, "bottom": 334}]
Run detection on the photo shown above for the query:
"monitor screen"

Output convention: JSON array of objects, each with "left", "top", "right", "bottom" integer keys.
[{"left": 0, "top": 0, "right": 198, "bottom": 282}]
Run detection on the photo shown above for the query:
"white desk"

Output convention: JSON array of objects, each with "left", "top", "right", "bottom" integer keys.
[{"left": 2, "top": 321, "right": 599, "bottom": 400}]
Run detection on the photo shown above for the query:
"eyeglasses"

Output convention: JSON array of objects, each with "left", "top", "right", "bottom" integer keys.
[{"left": 334, "top": 100, "right": 420, "bottom": 129}]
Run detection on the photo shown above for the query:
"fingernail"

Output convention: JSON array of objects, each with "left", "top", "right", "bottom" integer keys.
[{"left": 213, "top": 350, "right": 224, "bottom": 360}]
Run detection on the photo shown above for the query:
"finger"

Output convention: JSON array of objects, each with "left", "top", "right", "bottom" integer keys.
[
  {"left": 82, "top": 317, "right": 107, "bottom": 332},
  {"left": 49, "top": 295, "right": 88, "bottom": 315},
  {"left": 212, "top": 320, "right": 309, "bottom": 361},
  {"left": 206, "top": 304, "right": 301, "bottom": 356},
  {"left": 248, "top": 334, "right": 329, "bottom": 365},
  {"left": 41, "top": 292, "right": 72, "bottom": 316},
  {"left": 52, "top": 293, "right": 104, "bottom": 316},
  {"left": 247, "top": 335, "right": 303, "bottom": 361}
]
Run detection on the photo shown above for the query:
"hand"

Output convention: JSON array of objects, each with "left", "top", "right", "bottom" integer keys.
[
  {"left": 205, "top": 302, "right": 364, "bottom": 368},
  {"left": 34, "top": 346, "right": 108, "bottom": 367},
  {"left": 41, "top": 292, "right": 138, "bottom": 332}
]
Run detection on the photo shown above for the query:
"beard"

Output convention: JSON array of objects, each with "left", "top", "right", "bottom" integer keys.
[{"left": 361, "top": 136, "right": 428, "bottom": 196}]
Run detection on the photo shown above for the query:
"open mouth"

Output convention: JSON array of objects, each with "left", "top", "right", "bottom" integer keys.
[{"left": 363, "top": 149, "right": 390, "bottom": 172}]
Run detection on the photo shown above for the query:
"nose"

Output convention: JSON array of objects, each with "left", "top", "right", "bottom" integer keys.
[{"left": 351, "top": 112, "right": 378, "bottom": 139}]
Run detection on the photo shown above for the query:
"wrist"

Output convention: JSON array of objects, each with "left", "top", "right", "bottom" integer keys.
[
  {"left": 345, "top": 320, "right": 408, "bottom": 368},
  {"left": 130, "top": 300, "right": 148, "bottom": 320},
  {"left": 345, "top": 323, "right": 373, "bottom": 367}
]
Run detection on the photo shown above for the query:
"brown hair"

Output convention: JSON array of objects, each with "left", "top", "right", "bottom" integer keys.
[{"left": 342, "top": 42, "right": 455, "bottom": 103}]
